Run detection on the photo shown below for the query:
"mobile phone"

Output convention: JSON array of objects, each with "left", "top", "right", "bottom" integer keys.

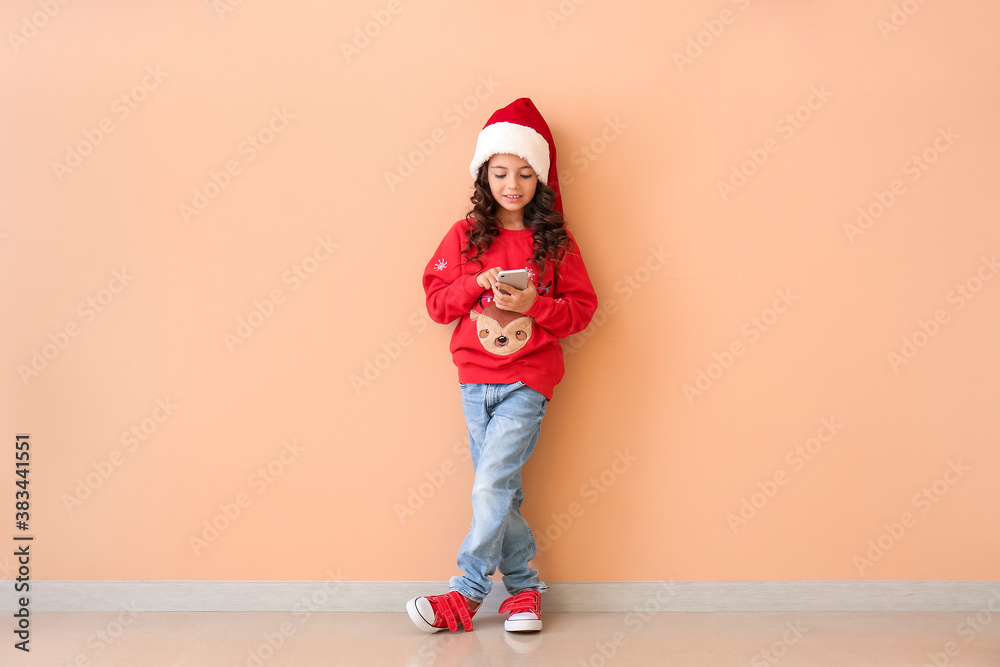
[{"left": 497, "top": 269, "right": 529, "bottom": 291}]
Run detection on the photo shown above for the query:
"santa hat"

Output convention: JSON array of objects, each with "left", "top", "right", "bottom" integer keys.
[{"left": 469, "top": 98, "right": 563, "bottom": 213}]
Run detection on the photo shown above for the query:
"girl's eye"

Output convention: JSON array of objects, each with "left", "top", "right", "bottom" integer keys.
[{"left": 520, "top": 174, "right": 532, "bottom": 180}]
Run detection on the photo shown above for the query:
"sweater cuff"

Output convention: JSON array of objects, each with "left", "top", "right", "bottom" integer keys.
[
  {"left": 461, "top": 274, "right": 483, "bottom": 299},
  {"left": 525, "top": 293, "right": 551, "bottom": 320}
]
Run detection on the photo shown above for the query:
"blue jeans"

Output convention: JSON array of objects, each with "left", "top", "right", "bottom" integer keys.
[{"left": 449, "top": 382, "right": 549, "bottom": 603}]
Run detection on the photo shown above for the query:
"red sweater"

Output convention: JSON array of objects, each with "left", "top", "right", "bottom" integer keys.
[{"left": 423, "top": 218, "right": 598, "bottom": 400}]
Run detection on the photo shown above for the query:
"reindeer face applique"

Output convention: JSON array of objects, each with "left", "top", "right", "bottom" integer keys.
[{"left": 470, "top": 302, "right": 534, "bottom": 356}]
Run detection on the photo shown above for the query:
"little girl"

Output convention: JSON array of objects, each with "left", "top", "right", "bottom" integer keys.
[{"left": 406, "top": 98, "right": 598, "bottom": 634}]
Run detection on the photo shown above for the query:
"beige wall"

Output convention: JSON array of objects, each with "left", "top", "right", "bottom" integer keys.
[{"left": 2, "top": 0, "right": 997, "bottom": 582}]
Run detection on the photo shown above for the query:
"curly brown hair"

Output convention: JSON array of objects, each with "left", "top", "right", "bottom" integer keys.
[{"left": 462, "top": 163, "right": 572, "bottom": 280}]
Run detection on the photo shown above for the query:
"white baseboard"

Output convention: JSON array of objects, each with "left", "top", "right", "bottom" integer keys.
[{"left": 12, "top": 581, "right": 999, "bottom": 613}]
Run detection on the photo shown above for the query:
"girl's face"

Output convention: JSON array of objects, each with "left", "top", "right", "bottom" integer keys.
[{"left": 487, "top": 153, "right": 538, "bottom": 221}]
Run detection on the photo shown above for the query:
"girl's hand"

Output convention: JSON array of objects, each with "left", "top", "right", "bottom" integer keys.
[
  {"left": 492, "top": 280, "right": 537, "bottom": 314},
  {"left": 476, "top": 267, "right": 502, "bottom": 290}
]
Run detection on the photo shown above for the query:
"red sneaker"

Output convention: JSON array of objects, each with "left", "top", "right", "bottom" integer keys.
[
  {"left": 498, "top": 589, "right": 541, "bottom": 632},
  {"left": 406, "top": 591, "right": 477, "bottom": 633}
]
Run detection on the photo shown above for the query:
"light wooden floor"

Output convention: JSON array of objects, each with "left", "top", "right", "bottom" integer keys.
[{"left": 25, "top": 611, "right": 1000, "bottom": 666}]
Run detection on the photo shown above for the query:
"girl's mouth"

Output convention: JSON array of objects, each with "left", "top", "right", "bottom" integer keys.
[{"left": 504, "top": 195, "right": 522, "bottom": 201}]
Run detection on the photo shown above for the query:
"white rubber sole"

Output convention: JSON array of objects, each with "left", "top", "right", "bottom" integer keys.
[
  {"left": 504, "top": 613, "right": 542, "bottom": 632},
  {"left": 406, "top": 597, "right": 444, "bottom": 633}
]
